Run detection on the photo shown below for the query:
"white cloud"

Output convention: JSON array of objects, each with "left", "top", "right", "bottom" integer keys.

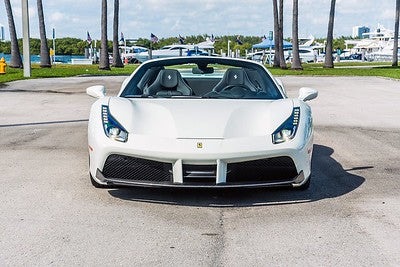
[
  {"left": 0, "top": 0, "right": 397, "bottom": 41},
  {"left": 49, "top": 12, "right": 65, "bottom": 22}
]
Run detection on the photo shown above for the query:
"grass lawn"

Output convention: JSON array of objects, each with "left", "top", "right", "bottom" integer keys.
[
  {"left": 0, "top": 62, "right": 399, "bottom": 84},
  {"left": 0, "top": 64, "right": 139, "bottom": 84},
  {"left": 268, "top": 65, "right": 400, "bottom": 79}
]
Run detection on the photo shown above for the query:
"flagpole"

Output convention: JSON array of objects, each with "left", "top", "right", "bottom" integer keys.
[
  {"left": 22, "top": 0, "right": 31, "bottom": 77},
  {"left": 269, "top": 46, "right": 272, "bottom": 67},
  {"left": 90, "top": 42, "right": 93, "bottom": 63},
  {"left": 269, "top": 31, "right": 273, "bottom": 67},
  {"left": 124, "top": 38, "right": 127, "bottom": 59},
  {"left": 52, "top": 28, "right": 56, "bottom": 64},
  {"left": 150, "top": 42, "right": 152, "bottom": 59}
]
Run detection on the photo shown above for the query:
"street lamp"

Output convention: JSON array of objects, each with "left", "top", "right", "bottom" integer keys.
[{"left": 21, "top": 0, "right": 31, "bottom": 77}]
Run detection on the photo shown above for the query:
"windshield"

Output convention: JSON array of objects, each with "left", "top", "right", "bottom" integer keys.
[{"left": 121, "top": 58, "right": 283, "bottom": 100}]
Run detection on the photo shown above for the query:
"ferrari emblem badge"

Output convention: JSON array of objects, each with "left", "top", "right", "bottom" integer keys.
[{"left": 197, "top": 142, "right": 203, "bottom": 149}]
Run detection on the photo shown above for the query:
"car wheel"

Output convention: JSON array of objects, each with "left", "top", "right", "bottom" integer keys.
[{"left": 294, "top": 175, "right": 311, "bottom": 190}]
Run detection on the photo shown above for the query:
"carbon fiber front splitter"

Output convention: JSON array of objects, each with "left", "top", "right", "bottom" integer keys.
[{"left": 96, "top": 169, "right": 307, "bottom": 189}]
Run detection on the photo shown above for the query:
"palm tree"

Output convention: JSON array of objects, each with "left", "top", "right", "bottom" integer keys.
[
  {"left": 278, "top": 0, "right": 287, "bottom": 69},
  {"left": 99, "top": 0, "right": 110, "bottom": 70},
  {"left": 392, "top": 0, "right": 399, "bottom": 67},
  {"left": 324, "top": 0, "right": 336, "bottom": 68},
  {"left": 291, "top": 0, "right": 302, "bottom": 70},
  {"left": 112, "top": 0, "right": 124, "bottom": 68},
  {"left": 272, "top": 0, "right": 280, "bottom": 67},
  {"left": 4, "top": 0, "right": 23, "bottom": 68},
  {"left": 37, "top": 0, "right": 51, "bottom": 68}
]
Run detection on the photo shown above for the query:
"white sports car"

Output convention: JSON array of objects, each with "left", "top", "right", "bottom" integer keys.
[{"left": 87, "top": 57, "right": 317, "bottom": 189}]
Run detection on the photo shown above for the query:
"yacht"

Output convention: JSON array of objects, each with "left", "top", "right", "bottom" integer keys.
[
  {"left": 346, "top": 24, "right": 399, "bottom": 61},
  {"left": 249, "top": 35, "right": 324, "bottom": 64},
  {"left": 298, "top": 36, "right": 324, "bottom": 63},
  {"left": 362, "top": 24, "right": 394, "bottom": 41},
  {"left": 120, "top": 46, "right": 148, "bottom": 63},
  {"left": 135, "top": 39, "right": 215, "bottom": 63}
]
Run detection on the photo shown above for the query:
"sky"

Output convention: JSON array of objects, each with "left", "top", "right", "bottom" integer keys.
[{"left": 0, "top": 0, "right": 397, "bottom": 41}]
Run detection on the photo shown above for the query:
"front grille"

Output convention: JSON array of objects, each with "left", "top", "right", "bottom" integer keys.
[
  {"left": 102, "top": 154, "right": 172, "bottom": 182},
  {"left": 183, "top": 164, "right": 217, "bottom": 183},
  {"left": 227, "top": 156, "right": 298, "bottom": 183}
]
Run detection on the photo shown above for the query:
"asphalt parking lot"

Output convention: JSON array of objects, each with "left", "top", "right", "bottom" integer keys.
[{"left": 0, "top": 75, "right": 399, "bottom": 266}]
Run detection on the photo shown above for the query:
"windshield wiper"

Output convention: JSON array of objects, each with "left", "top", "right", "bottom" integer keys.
[
  {"left": 170, "top": 96, "right": 202, "bottom": 99},
  {"left": 201, "top": 94, "right": 238, "bottom": 99},
  {"left": 124, "top": 95, "right": 157, "bottom": 98}
]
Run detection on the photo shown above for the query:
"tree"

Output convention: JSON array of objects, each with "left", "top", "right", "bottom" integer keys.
[
  {"left": 278, "top": 0, "right": 287, "bottom": 69},
  {"left": 393, "top": 0, "right": 399, "bottom": 67},
  {"left": 324, "top": 0, "right": 336, "bottom": 68},
  {"left": 112, "top": 0, "right": 124, "bottom": 67},
  {"left": 272, "top": 0, "right": 280, "bottom": 67},
  {"left": 4, "top": 0, "right": 23, "bottom": 68},
  {"left": 37, "top": 0, "right": 51, "bottom": 68},
  {"left": 291, "top": 0, "right": 302, "bottom": 70},
  {"left": 99, "top": 0, "right": 110, "bottom": 70}
]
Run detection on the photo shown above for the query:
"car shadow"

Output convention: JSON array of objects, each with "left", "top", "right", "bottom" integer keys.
[{"left": 107, "top": 144, "right": 368, "bottom": 207}]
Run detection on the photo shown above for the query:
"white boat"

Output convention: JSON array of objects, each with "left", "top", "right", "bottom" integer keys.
[
  {"left": 367, "top": 40, "right": 400, "bottom": 62},
  {"left": 136, "top": 39, "right": 215, "bottom": 63},
  {"left": 120, "top": 46, "right": 148, "bottom": 63},
  {"left": 298, "top": 36, "right": 324, "bottom": 63},
  {"left": 345, "top": 24, "right": 399, "bottom": 61},
  {"left": 249, "top": 35, "right": 324, "bottom": 64}
]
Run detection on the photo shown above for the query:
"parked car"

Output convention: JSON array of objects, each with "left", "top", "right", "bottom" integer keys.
[{"left": 86, "top": 57, "right": 318, "bottom": 189}]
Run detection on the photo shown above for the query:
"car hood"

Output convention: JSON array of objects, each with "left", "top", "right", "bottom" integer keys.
[{"left": 108, "top": 97, "right": 293, "bottom": 139}]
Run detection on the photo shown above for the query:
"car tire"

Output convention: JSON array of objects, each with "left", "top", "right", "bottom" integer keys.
[{"left": 294, "top": 175, "right": 311, "bottom": 190}]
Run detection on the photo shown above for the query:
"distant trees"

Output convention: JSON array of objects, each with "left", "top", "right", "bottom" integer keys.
[
  {"left": 393, "top": 0, "right": 399, "bottom": 67},
  {"left": 291, "top": 0, "right": 302, "bottom": 70},
  {"left": 37, "top": 0, "right": 51, "bottom": 68},
  {"left": 324, "top": 0, "right": 336, "bottom": 68},
  {"left": 4, "top": 0, "right": 23, "bottom": 68},
  {"left": 99, "top": 0, "right": 110, "bottom": 70},
  {"left": 112, "top": 0, "right": 124, "bottom": 68}
]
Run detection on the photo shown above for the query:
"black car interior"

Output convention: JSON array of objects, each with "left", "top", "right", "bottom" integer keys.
[
  {"left": 126, "top": 59, "right": 282, "bottom": 99},
  {"left": 144, "top": 69, "right": 193, "bottom": 96},
  {"left": 203, "top": 68, "right": 260, "bottom": 98}
]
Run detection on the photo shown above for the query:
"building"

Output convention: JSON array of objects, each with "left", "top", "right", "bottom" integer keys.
[
  {"left": 352, "top": 26, "right": 370, "bottom": 39},
  {"left": 362, "top": 24, "right": 394, "bottom": 41},
  {"left": 0, "top": 24, "right": 5, "bottom": 42}
]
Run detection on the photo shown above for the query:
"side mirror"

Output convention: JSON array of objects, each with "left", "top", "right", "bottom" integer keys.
[
  {"left": 298, "top": 87, "right": 318, "bottom": 102},
  {"left": 86, "top": 85, "right": 106, "bottom": 98}
]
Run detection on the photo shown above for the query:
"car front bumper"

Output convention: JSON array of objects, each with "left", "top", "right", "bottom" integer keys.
[{"left": 89, "top": 133, "right": 313, "bottom": 188}]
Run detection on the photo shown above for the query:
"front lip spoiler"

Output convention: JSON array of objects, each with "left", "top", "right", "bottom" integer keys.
[{"left": 96, "top": 169, "right": 306, "bottom": 189}]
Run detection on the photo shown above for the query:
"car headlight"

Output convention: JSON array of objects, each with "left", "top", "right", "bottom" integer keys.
[
  {"left": 101, "top": 105, "right": 128, "bottom": 142},
  {"left": 272, "top": 107, "right": 300, "bottom": 144}
]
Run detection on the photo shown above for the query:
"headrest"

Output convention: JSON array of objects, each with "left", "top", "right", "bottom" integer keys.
[
  {"left": 224, "top": 68, "right": 245, "bottom": 85},
  {"left": 137, "top": 66, "right": 163, "bottom": 91},
  {"left": 158, "top": 69, "right": 179, "bottom": 89}
]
